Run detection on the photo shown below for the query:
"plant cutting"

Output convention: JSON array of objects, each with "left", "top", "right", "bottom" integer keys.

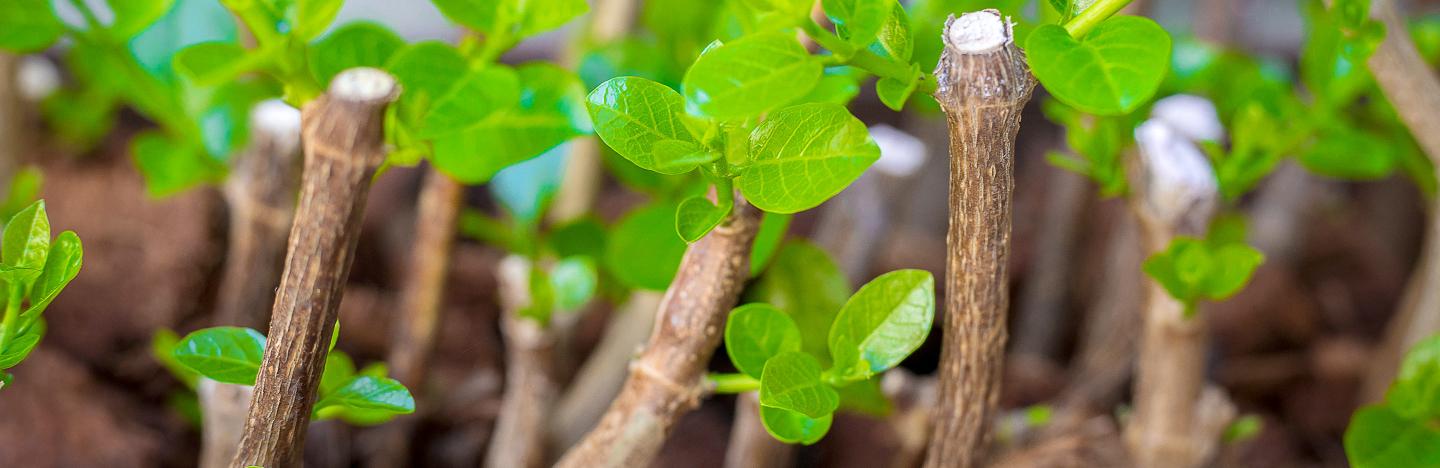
[
  {"left": 230, "top": 67, "right": 399, "bottom": 468},
  {"left": 1344, "top": 334, "right": 1440, "bottom": 467},
  {"left": 0, "top": 200, "right": 83, "bottom": 390}
]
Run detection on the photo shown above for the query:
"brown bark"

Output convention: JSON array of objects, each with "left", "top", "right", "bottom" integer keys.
[
  {"left": 549, "top": 291, "right": 663, "bottom": 451},
  {"left": 724, "top": 392, "right": 794, "bottom": 468},
  {"left": 1363, "top": 0, "right": 1440, "bottom": 402},
  {"left": 215, "top": 100, "right": 303, "bottom": 330},
  {"left": 922, "top": 10, "right": 1034, "bottom": 468},
  {"left": 365, "top": 168, "right": 463, "bottom": 468},
  {"left": 1123, "top": 121, "right": 1233, "bottom": 468},
  {"left": 486, "top": 256, "right": 558, "bottom": 468},
  {"left": 231, "top": 68, "right": 398, "bottom": 468},
  {"left": 555, "top": 197, "right": 761, "bottom": 468}
]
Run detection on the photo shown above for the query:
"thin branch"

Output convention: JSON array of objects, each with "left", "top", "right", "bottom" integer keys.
[
  {"left": 486, "top": 256, "right": 558, "bottom": 468},
  {"left": 923, "top": 10, "right": 1036, "bottom": 468},
  {"left": 548, "top": 292, "right": 663, "bottom": 452},
  {"left": 231, "top": 68, "right": 398, "bottom": 468}
]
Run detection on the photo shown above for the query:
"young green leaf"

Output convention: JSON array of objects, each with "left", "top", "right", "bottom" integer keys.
[
  {"left": 0, "top": 320, "right": 43, "bottom": 370},
  {"left": 1344, "top": 405, "right": 1440, "bottom": 468},
  {"left": 514, "top": 0, "right": 589, "bottom": 37},
  {"left": 431, "top": 63, "right": 590, "bottom": 183},
  {"left": 173, "top": 326, "right": 267, "bottom": 385},
  {"left": 108, "top": 0, "right": 177, "bottom": 39},
  {"left": 1200, "top": 244, "right": 1266, "bottom": 300},
  {"left": 419, "top": 66, "right": 522, "bottom": 138},
  {"left": 293, "top": 0, "right": 345, "bottom": 40},
  {"left": 1386, "top": 336, "right": 1440, "bottom": 420},
  {"left": 550, "top": 256, "right": 598, "bottom": 311},
  {"left": 1298, "top": 126, "right": 1395, "bottom": 180},
  {"left": 675, "top": 196, "right": 731, "bottom": 243},
  {"left": 866, "top": 1, "right": 914, "bottom": 62},
  {"left": 682, "top": 32, "right": 822, "bottom": 120},
  {"left": 172, "top": 42, "right": 263, "bottom": 86},
  {"left": 1142, "top": 237, "right": 1264, "bottom": 313},
  {"left": 738, "top": 103, "right": 880, "bottom": 213},
  {"left": 748, "top": 211, "right": 793, "bottom": 276},
  {"left": 828, "top": 269, "right": 935, "bottom": 381},
  {"left": 385, "top": 41, "right": 470, "bottom": 123},
  {"left": 430, "top": 0, "right": 514, "bottom": 34},
  {"left": 0, "top": 0, "right": 64, "bottom": 52},
  {"left": 748, "top": 241, "right": 851, "bottom": 365},
  {"left": 588, "top": 77, "right": 708, "bottom": 174},
  {"left": 876, "top": 72, "right": 920, "bottom": 112},
  {"left": 604, "top": 202, "right": 688, "bottom": 291},
  {"left": 759, "top": 351, "right": 840, "bottom": 419},
  {"left": 1026, "top": 16, "right": 1172, "bottom": 115},
  {"left": 320, "top": 351, "right": 356, "bottom": 395},
  {"left": 152, "top": 329, "right": 198, "bottom": 389},
  {"left": 131, "top": 131, "right": 223, "bottom": 197},
  {"left": 313, "top": 375, "right": 416, "bottom": 416},
  {"left": 823, "top": 0, "right": 891, "bottom": 47},
  {"left": 128, "top": 0, "right": 238, "bottom": 82},
  {"left": 2, "top": 200, "right": 50, "bottom": 284},
  {"left": 760, "top": 404, "right": 833, "bottom": 445},
  {"left": 24, "top": 230, "right": 82, "bottom": 318},
  {"left": 308, "top": 22, "right": 405, "bottom": 85},
  {"left": 725, "top": 304, "right": 803, "bottom": 379},
  {"left": 798, "top": 69, "right": 864, "bottom": 105}
]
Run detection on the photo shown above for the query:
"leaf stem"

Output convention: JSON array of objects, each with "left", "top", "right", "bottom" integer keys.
[
  {"left": 801, "top": 20, "right": 938, "bottom": 98},
  {"left": 709, "top": 373, "right": 761, "bottom": 394},
  {"left": 1064, "top": 0, "right": 1135, "bottom": 38},
  {"left": 0, "top": 283, "right": 23, "bottom": 354}
]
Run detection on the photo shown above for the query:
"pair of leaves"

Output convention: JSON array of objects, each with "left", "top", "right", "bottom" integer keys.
[
  {"left": 0, "top": 200, "right": 85, "bottom": 378},
  {"left": 431, "top": 0, "right": 587, "bottom": 40},
  {"left": 1142, "top": 236, "right": 1264, "bottom": 316},
  {"left": 1027, "top": 16, "right": 1172, "bottom": 116},
  {"left": 172, "top": 327, "right": 415, "bottom": 422},
  {"left": 725, "top": 269, "right": 934, "bottom": 443},
  {"left": 1345, "top": 336, "right": 1440, "bottom": 467}
]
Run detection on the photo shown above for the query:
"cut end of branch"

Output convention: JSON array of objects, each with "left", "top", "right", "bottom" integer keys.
[
  {"left": 251, "top": 99, "right": 302, "bottom": 154},
  {"left": 944, "top": 10, "right": 1011, "bottom": 54},
  {"left": 1133, "top": 119, "right": 1219, "bottom": 233},
  {"left": 1150, "top": 94, "right": 1224, "bottom": 143},
  {"left": 328, "top": 67, "right": 400, "bottom": 104},
  {"left": 869, "top": 124, "right": 928, "bottom": 177}
]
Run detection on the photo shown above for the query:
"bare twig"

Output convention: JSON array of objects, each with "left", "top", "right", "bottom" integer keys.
[
  {"left": 923, "top": 10, "right": 1035, "bottom": 468},
  {"left": 486, "top": 256, "right": 558, "bottom": 468},
  {"left": 1362, "top": 0, "right": 1440, "bottom": 402},
  {"left": 231, "top": 68, "right": 398, "bottom": 468},
  {"left": 0, "top": 53, "right": 22, "bottom": 193},
  {"left": 199, "top": 379, "right": 255, "bottom": 468},
  {"left": 1123, "top": 119, "right": 1234, "bottom": 468},
  {"left": 548, "top": 291, "right": 663, "bottom": 452},
  {"left": 555, "top": 197, "right": 761, "bottom": 468}
]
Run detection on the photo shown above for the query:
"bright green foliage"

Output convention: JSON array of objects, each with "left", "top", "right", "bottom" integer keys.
[
  {"left": 675, "top": 197, "right": 731, "bottom": 243},
  {"left": 0, "top": 201, "right": 82, "bottom": 388},
  {"left": 827, "top": 269, "right": 934, "bottom": 381},
  {"left": 1345, "top": 336, "right": 1440, "bottom": 467},
  {"left": 718, "top": 267, "right": 933, "bottom": 444},
  {"left": 738, "top": 103, "right": 880, "bottom": 213},
  {"left": 823, "top": 0, "right": 891, "bottom": 47},
  {"left": 548, "top": 257, "right": 598, "bottom": 312},
  {"left": 173, "top": 326, "right": 416, "bottom": 424},
  {"left": 1042, "top": 99, "right": 1139, "bottom": 197},
  {"left": 1142, "top": 236, "right": 1264, "bottom": 316},
  {"left": 309, "top": 22, "right": 406, "bottom": 85},
  {"left": 0, "top": 0, "right": 64, "bottom": 52},
  {"left": 726, "top": 304, "right": 803, "bottom": 379},
  {"left": 747, "top": 241, "right": 851, "bottom": 366},
  {"left": 1224, "top": 414, "right": 1264, "bottom": 443},
  {"left": 1026, "top": 16, "right": 1172, "bottom": 116},
  {"left": 867, "top": 2, "right": 914, "bottom": 62},
  {"left": 109, "top": 0, "right": 179, "bottom": 39},
  {"left": 760, "top": 352, "right": 840, "bottom": 418},
  {"left": 431, "top": 0, "right": 587, "bottom": 40},
  {"left": 1205, "top": 103, "right": 1289, "bottom": 201},
  {"left": 747, "top": 212, "right": 793, "bottom": 276},
  {"left": 173, "top": 327, "right": 267, "bottom": 385},
  {"left": 1299, "top": 124, "right": 1396, "bottom": 180},
  {"left": 132, "top": 131, "right": 225, "bottom": 197},
  {"left": 1301, "top": 0, "right": 1385, "bottom": 111},
  {"left": 682, "top": 32, "right": 822, "bottom": 120},
  {"left": 490, "top": 145, "right": 568, "bottom": 227},
  {"left": 588, "top": 77, "right": 710, "bottom": 174},
  {"left": 604, "top": 202, "right": 688, "bottom": 291},
  {"left": 153, "top": 329, "right": 199, "bottom": 389},
  {"left": 173, "top": 42, "right": 265, "bottom": 86},
  {"left": 419, "top": 67, "right": 522, "bottom": 138}
]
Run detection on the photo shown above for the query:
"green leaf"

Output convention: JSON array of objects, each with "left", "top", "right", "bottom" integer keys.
[
  {"left": 320, "top": 351, "right": 356, "bottom": 395},
  {"left": 748, "top": 211, "right": 792, "bottom": 276},
  {"left": 431, "top": 63, "right": 590, "bottom": 184},
  {"left": 1200, "top": 244, "right": 1264, "bottom": 300},
  {"left": 490, "top": 144, "right": 568, "bottom": 226},
  {"left": 294, "top": 0, "right": 344, "bottom": 40},
  {"left": 823, "top": 0, "right": 891, "bottom": 47},
  {"left": 725, "top": 304, "right": 803, "bottom": 379},
  {"left": 198, "top": 79, "right": 281, "bottom": 164},
  {"left": 430, "top": 0, "right": 513, "bottom": 34},
  {"left": 1025, "top": 16, "right": 1172, "bottom": 115},
  {"left": 760, "top": 404, "right": 833, "bottom": 445},
  {"left": 308, "top": 22, "right": 405, "bottom": 86},
  {"left": 866, "top": 1, "right": 913, "bottom": 62},
  {"left": 876, "top": 72, "right": 920, "bottom": 112},
  {"left": 759, "top": 351, "right": 839, "bottom": 418},
  {"left": 128, "top": 0, "right": 238, "bottom": 82},
  {"left": 828, "top": 269, "right": 935, "bottom": 381},
  {"left": 0, "top": 0, "right": 63, "bottom": 52},
  {"left": 514, "top": 0, "right": 588, "bottom": 37},
  {"left": 0, "top": 319, "right": 43, "bottom": 369},
  {"left": 1387, "top": 335, "right": 1440, "bottom": 420},
  {"left": 549, "top": 217, "right": 607, "bottom": 260},
  {"left": 675, "top": 196, "right": 730, "bottom": 243},
  {"left": 835, "top": 377, "right": 891, "bottom": 416},
  {"left": 550, "top": 256, "right": 598, "bottom": 311},
  {"left": 419, "top": 66, "right": 521, "bottom": 138},
  {"left": 131, "top": 131, "right": 223, "bottom": 197},
  {"left": 588, "top": 77, "right": 707, "bottom": 174},
  {"left": 740, "top": 0, "right": 813, "bottom": 26},
  {"left": 152, "top": 329, "right": 198, "bottom": 388},
  {"left": 173, "top": 327, "right": 267, "bottom": 385},
  {"left": 1344, "top": 405, "right": 1440, "bottom": 468},
  {"left": 1223, "top": 414, "right": 1264, "bottom": 443},
  {"left": 578, "top": 38, "right": 678, "bottom": 90},
  {"left": 314, "top": 375, "right": 416, "bottom": 415},
  {"left": 385, "top": 41, "right": 470, "bottom": 128},
  {"left": 604, "top": 202, "right": 688, "bottom": 291},
  {"left": 1047, "top": 0, "right": 1074, "bottom": 22},
  {"left": 0, "top": 168, "right": 42, "bottom": 224},
  {"left": 173, "top": 42, "right": 262, "bottom": 86},
  {"left": 1298, "top": 126, "right": 1395, "bottom": 180},
  {"left": 1142, "top": 237, "right": 1264, "bottom": 312},
  {"left": 748, "top": 241, "right": 851, "bottom": 365},
  {"left": 682, "top": 32, "right": 823, "bottom": 120},
  {"left": 737, "top": 103, "right": 879, "bottom": 213},
  {"left": 23, "top": 230, "right": 82, "bottom": 319},
  {"left": 2, "top": 200, "right": 50, "bottom": 284},
  {"left": 798, "top": 68, "right": 863, "bottom": 105},
  {"left": 108, "top": 0, "right": 177, "bottom": 39}
]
